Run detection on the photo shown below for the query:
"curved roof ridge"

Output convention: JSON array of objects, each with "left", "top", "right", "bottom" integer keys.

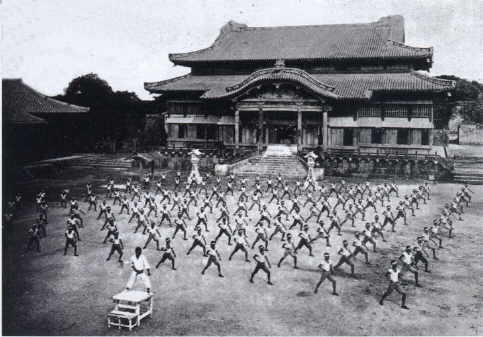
[
  {"left": 411, "top": 71, "right": 456, "bottom": 88},
  {"left": 170, "top": 47, "right": 214, "bottom": 61},
  {"left": 388, "top": 40, "right": 433, "bottom": 53},
  {"left": 170, "top": 22, "right": 240, "bottom": 61},
  {"left": 206, "top": 67, "right": 339, "bottom": 99},
  {"left": 145, "top": 73, "right": 192, "bottom": 90},
  {"left": 226, "top": 67, "right": 336, "bottom": 92}
]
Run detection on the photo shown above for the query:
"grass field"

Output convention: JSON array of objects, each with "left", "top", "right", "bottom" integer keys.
[{"left": 3, "top": 170, "right": 482, "bottom": 336}]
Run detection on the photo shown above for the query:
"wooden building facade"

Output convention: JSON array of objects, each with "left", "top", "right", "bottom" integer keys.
[{"left": 145, "top": 16, "right": 455, "bottom": 154}]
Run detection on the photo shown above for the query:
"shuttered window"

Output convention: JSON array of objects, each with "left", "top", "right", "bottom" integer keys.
[
  {"left": 196, "top": 125, "right": 206, "bottom": 139},
  {"left": 411, "top": 129, "right": 422, "bottom": 145},
  {"left": 371, "top": 128, "right": 384, "bottom": 144},
  {"left": 358, "top": 128, "right": 372, "bottom": 144},
  {"left": 412, "top": 105, "right": 432, "bottom": 118},
  {"left": 357, "top": 105, "right": 381, "bottom": 118},
  {"left": 397, "top": 129, "right": 410, "bottom": 145},
  {"left": 167, "top": 102, "right": 203, "bottom": 115},
  {"left": 187, "top": 125, "right": 196, "bottom": 138},
  {"left": 421, "top": 129, "right": 430, "bottom": 145},
  {"left": 384, "top": 129, "right": 398, "bottom": 144},
  {"left": 330, "top": 128, "right": 344, "bottom": 146},
  {"left": 223, "top": 126, "right": 234, "bottom": 143},
  {"left": 343, "top": 129, "right": 354, "bottom": 146},
  {"left": 178, "top": 125, "right": 187, "bottom": 139}
]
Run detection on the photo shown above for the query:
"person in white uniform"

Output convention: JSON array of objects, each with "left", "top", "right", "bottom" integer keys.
[{"left": 126, "top": 247, "right": 152, "bottom": 293}]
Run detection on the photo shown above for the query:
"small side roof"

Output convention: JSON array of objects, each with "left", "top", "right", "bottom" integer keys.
[{"left": 3, "top": 78, "right": 89, "bottom": 126}]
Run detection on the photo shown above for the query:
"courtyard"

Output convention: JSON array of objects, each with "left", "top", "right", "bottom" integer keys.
[{"left": 3, "top": 167, "right": 482, "bottom": 336}]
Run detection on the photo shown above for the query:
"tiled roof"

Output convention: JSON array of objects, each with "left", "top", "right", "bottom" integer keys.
[
  {"left": 169, "top": 16, "right": 432, "bottom": 64},
  {"left": 144, "top": 71, "right": 455, "bottom": 100},
  {"left": 5, "top": 109, "right": 47, "bottom": 125},
  {"left": 3, "top": 79, "right": 89, "bottom": 125}
]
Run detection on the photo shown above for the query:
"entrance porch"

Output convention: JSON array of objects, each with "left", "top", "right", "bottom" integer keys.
[{"left": 234, "top": 104, "right": 331, "bottom": 151}]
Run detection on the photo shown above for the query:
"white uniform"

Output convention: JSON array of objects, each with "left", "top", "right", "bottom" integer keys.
[
  {"left": 320, "top": 260, "right": 332, "bottom": 272},
  {"left": 388, "top": 268, "right": 400, "bottom": 283},
  {"left": 126, "top": 254, "right": 152, "bottom": 290}
]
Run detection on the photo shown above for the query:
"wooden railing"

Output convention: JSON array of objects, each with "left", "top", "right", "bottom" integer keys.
[{"left": 167, "top": 139, "right": 223, "bottom": 150}]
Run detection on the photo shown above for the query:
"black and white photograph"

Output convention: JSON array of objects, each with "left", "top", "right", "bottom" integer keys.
[{"left": 2, "top": 0, "right": 482, "bottom": 335}]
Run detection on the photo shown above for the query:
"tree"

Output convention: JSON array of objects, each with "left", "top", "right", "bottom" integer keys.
[
  {"left": 435, "top": 75, "right": 483, "bottom": 126},
  {"left": 63, "top": 73, "right": 113, "bottom": 108},
  {"left": 54, "top": 73, "right": 153, "bottom": 151}
]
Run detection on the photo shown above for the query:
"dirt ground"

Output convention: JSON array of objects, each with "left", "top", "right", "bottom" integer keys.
[{"left": 3, "top": 169, "right": 482, "bottom": 336}]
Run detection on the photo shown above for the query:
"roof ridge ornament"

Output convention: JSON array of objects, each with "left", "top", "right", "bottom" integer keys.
[{"left": 274, "top": 59, "right": 286, "bottom": 68}]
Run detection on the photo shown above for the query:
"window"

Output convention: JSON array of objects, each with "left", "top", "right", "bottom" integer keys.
[
  {"left": 343, "top": 128, "right": 354, "bottom": 146},
  {"left": 411, "top": 129, "right": 422, "bottom": 144},
  {"left": 357, "top": 105, "right": 381, "bottom": 118},
  {"left": 371, "top": 128, "right": 384, "bottom": 144},
  {"left": 196, "top": 125, "right": 205, "bottom": 139},
  {"left": 167, "top": 101, "right": 203, "bottom": 116},
  {"left": 385, "top": 105, "right": 408, "bottom": 118},
  {"left": 178, "top": 124, "right": 187, "bottom": 139},
  {"left": 397, "top": 129, "right": 409, "bottom": 145},
  {"left": 206, "top": 125, "right": 217, "bottom": 140},
  {"left": 223, "top": 125, "right": 234, "bottom": 143},
  {"left": 412, "top": 105, "right": 432, "bottom": 118},
  {"left": 421, "top": 129, "right": 430, "bottom": 145}
]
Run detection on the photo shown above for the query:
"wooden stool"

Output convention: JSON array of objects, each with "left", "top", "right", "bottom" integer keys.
[{"left": 107, "top": 310, "right": 138, "bottom": 331}]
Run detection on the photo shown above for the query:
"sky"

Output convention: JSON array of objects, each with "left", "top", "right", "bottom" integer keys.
[{"left": 2, "top": 0, "right": 482, "bottom": 100}]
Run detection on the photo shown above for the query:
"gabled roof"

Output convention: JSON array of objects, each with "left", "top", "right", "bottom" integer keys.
[
  {"left": 222, "top": 67, "right": 339, "bottom": 99},
  {"left": 144, "top": 71, "right": 455, "bottom": 100},
  {"left": 169, "top": 16, "right": 432, "bottom": 65},
  {"left": 3, "top": 79, "right": 89, "bottom": 126}
]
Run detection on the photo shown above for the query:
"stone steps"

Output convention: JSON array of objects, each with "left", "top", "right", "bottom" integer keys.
[
  {"left": 70, "top": 155, "right": 134, "bottom": 169},
  {"left": 452, "top": 157, "right": 483, "bottom": 185},
  {"left": 232, "top": 147, "right": 307, "bottom": 178}
]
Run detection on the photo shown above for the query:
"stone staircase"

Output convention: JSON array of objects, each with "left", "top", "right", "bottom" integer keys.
[
  {"left": 452, "top": 157, "right": 483, "bottom": 185},
  {"left": 231, "top": 145, "right": 307, "bottom": 178},
  {"left": 70, "top": 154, "right": 134, "bottom": 169}
]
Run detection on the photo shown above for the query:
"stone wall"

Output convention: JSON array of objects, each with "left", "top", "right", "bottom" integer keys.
[
  {"left": 148, "top": 148, "right": 255, "bottom": 171},
  {"left": 459, "top": 124, "right": 483, "bottom": 145},
  {"left": 315, "top": 154, "right": 453, "bottom": 180}
]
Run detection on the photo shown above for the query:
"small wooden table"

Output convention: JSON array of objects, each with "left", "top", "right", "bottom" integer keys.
[{"left": 108, "top": 290, "right": 153, "bottom": 330}]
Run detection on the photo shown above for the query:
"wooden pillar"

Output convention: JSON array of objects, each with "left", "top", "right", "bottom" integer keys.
[
  {"left": 322, "top": 111, "right": 328, "bottom": 152},
  {"left": 429, "top": 128, "right": 434, "bottom": 146},
  {"left": 297, "top": 107, "right": 302, "bottom": 150},
  {"left": 235, "top": 110, "right": 240, "bottom": 149},
  {"left": 265, "top": 124, "right": 269, "bottom": 145},
  {"left": 258, "top": 107, "right": 264, "bottom": 153}
]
